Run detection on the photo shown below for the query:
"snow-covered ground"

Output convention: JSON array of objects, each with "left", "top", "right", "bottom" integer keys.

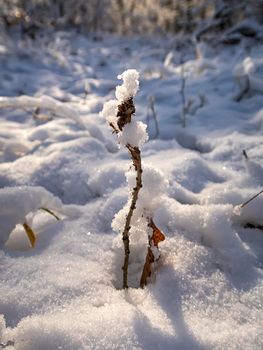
[{"left": 0, "top": 30, "right": 263, "bottom": 349}]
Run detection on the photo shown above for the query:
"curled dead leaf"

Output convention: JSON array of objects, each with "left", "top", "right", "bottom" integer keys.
[{"left": 148, "top": 219, "right": 165, "bottom": 246}]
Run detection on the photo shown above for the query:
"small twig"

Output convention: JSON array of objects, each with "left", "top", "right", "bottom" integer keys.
[
  {"left": 243, "top": 149, "right": 248, "bottom": 160},
  {"left": 83, "top": 81, "right": 90, "bottom": 102},
  {"left": 244, "top": 222, "right": 263, "bottom": 231},
  {"left": 234, "top": 75, "right": 250, "bottom": 102},
  {"left": 146, "top": 95, "right": 159, "bottom": 139},
  {"left": 180, "top": 56, "right": 187, "bottom": 127},
  {"left": 240, "top": 189, "right": 263, "bottom": 209},
  {"left": 198, "top": 93, "right": 206, "bottom": 108}
]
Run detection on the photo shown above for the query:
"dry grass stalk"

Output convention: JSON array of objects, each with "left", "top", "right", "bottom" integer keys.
[
  {"left": 240, "top": 189, "right": 263, "bottom": 209},
  {"left": 180, "top": 57, "right": 187, "bottom": 128},
  {"left": 39, "top": 207, "right": 60, "bottom": 221},
  {"left": 146, "top": 95, "right": 159, "bottom": 139},
  {"left": 234, "top": 75, "right": 250, "bottom": 102}
]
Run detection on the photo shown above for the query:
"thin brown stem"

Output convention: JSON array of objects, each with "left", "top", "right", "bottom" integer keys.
[
  {"left": 122, "top": 144, "right": 143, "bottom": 288},
  {"left": 107, "top": 97, "right": 143, "bottom": 289}
]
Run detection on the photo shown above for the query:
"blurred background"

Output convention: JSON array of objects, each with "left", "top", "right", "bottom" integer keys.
[{"left": 1, "top": 0, "right": 263, "bottom": 40}]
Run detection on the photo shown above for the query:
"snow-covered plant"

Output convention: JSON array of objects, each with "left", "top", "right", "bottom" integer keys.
[
  {"left": 0, "top": 186, "right": 62, "bottom": 249},
  {"left": 101, "top": 69, "right": 166, "bottom": 289}
]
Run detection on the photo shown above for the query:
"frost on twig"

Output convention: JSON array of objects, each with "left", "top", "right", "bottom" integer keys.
[{"left": 101, "top": 69, "right": 166, "bottom": 288}]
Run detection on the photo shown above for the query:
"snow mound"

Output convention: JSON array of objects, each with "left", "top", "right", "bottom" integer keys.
[
  {"left": 0, "top": 30, "right": 262, "bottom": 350},
  {"left": 88, "top": 164, "right": 126, "bottom": 197}
]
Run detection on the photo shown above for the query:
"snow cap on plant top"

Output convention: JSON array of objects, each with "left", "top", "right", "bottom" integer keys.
[
  {"left": 101, "top": 69, "right": 148, "bottom": 147},
  {"left": 115, "top": 69, "right": 140, "bottom": 102}
]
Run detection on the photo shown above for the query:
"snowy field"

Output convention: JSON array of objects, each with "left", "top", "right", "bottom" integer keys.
[{"left": 0, "top": 30, "right": 263, "bottom": 349}]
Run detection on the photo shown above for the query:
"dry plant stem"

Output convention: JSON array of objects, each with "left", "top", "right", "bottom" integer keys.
[
  {"left": 243, "top": 149, "right": 248, "bottom": 160},
  {"left": 108, "top": 97, "right": 143, "bottom": 289},
  {"left": 235, "top": 75, "right": 250, "bottom": 102},
  {"left": 241, "top": 189, "right": 263, "bottom": 208},
  {"left": 147, "top": 96, "right": 159, "bottom": 139},
  {"left": 39, "top": 207, "right": 60, "bottom": 221},
  {"left": 180, "top": 59, "right": 187, "bottom": 128},
  {"left": 122, "top": 144, "right": 143, "bottom": 289}
]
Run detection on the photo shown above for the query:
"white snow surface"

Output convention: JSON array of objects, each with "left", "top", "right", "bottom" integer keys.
[{"left": 0, "top": 31, "right": 263, "bottom": 349}]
